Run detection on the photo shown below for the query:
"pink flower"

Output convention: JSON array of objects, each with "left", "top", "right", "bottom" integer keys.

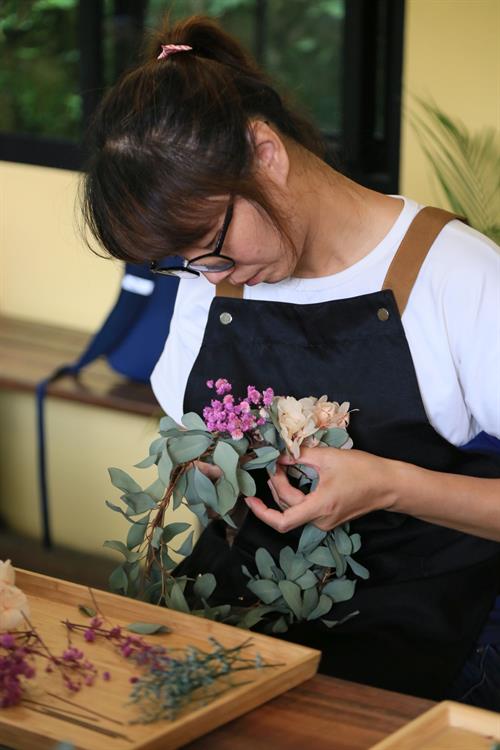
[{"left": 312, "top": 397, "right": 351, "bottom": 429}]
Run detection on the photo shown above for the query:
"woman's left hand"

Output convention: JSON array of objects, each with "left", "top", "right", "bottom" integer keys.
[{"left": 244, "top": 446, "right": 398, "bottom": 532}]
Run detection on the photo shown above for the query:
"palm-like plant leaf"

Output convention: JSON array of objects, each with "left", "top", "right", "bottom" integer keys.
[{"left": 410, "top": 98, "right": 500, "bottom": 243}]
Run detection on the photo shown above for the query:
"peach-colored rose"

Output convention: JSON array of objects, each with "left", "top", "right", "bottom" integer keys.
[
  {"left": 0, "top": 559, "right": 16, "bottom": 586},
  {"left": 313, "top": 396, "right": 351, "bottom": 430},
  {"left": 0, "top": 580, "right": 30, "bottom": 631},
  {"left": 276, "top": 396, "right": 319, "bottom": 458}
]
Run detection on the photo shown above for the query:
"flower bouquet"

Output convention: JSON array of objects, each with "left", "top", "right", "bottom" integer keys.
[{"left": 106, "top": 380, "right": 369, "bottom": 634}]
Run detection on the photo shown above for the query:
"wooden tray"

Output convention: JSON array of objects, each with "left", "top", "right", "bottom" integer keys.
[
  {"left": 371, "top": 700, "right": 500, "bottom": 749},
  {"left": 0, "top": 569, "right": 320, "bottom": 750}
]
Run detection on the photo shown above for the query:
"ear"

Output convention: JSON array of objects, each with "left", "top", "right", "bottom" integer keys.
[{"left": 248, "top": 120, "right": 290, "bottom": 188}]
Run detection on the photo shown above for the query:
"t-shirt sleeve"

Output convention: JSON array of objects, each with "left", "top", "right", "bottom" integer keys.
[{"left": 437, "top": 223, "right": 500, "bottom": 440}]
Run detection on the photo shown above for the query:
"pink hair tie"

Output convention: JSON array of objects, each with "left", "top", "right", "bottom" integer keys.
[{"left": 157, "top": 44, "right": 192, "bottom": 60}]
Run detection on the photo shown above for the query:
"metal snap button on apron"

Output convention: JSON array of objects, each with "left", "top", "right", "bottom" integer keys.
[
  {"left": 219, "top": 312, "right": 233, "bottom": 325},
  {"left": 377, "top": 307, "right": 390, "bottom": 321}
]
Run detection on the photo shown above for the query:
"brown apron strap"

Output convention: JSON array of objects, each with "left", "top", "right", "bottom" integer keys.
[
  {"left": 215, "top": 278, "right": 244, "bottom": 298},
  {"left": 382, "top": 206, "right": 461, "bottom": 315}
]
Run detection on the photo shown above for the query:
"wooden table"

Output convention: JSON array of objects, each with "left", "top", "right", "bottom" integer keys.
[{"left": 185, "top": 674, "right": 433, "bottom": 749}]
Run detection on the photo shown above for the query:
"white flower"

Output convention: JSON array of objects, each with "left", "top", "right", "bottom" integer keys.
[
  {"left": 276, "top": 396, "right": 319, "bottom": 459},
  {"left": 0, "top": 560, "right": 16, "bottom": 586},
  {"left": 0, "top": 581, "right": 30, "bottom": 631},
  {"left": 312, "top": 397, "right": 351, "bottom": 430}
]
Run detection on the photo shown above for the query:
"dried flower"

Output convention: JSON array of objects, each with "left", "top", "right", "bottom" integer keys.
[
  {"left": 312, "top": 396, "right": 351, "bottom": 430},
  {"left": 0, "top": 581, "right": 30, "bottom": 631},
  {"left": 0, "top": 561, "right": 16, "bottom": 586},
  {"left": 275, "top": 396, "right": 318, "bottom": 458}
]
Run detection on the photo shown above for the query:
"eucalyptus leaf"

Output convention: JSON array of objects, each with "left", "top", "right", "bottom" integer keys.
[
  {"left": 306, "top": 546, "right": 336, "bottom": 568},
  {"left": 279, "top": 546, "right": 295, "bottom": 579},
  {"left": 124, "top": 492, "right": 158, "bottom": 515},
  {"left": 174, "top": 529, "right": 195, "bottom": 557},
  {"left": 301, "top": 586, "right": 319, "bottom": 618},
  {"left": 271, "top": 564, "right": 285, "bottom": 582},
  {"left": 109, "top": 565, "right": 128, "bottom": 594},
  {"left": 127, "top": 519, "right": 148, "bottom": 549},
  {"left": 224, "top": 436, "right": 249, "bottom": 456},
  {"left": 255, "top": 547, "right": 277, "bottom": 579},
  {"left": 168, "top": 434, "right": 212, "bottom": 463},
  {"left": 236, "top": 605, "right": 276, "bottom": 629},
  {"left": 345, "top": 555, "right": 370, "bottom": 580},
  {"left": 159, "top": 415, "right": 179, "bottom": 433},
  {"left": 193, "top": 573, "right": 217, "bottom": 601},
  {"left": 278, "top": 580, "right": 302, "bottom": 619},
  {"left": 236, "top": 468, "right": 256, "bottom": 497},
  {"left": 244, "top": 446, "right": 280, "bottom": 470},
  {"left": 298, "top": 524, "right": 327, "bottom": 553},
  {"left": 108, "top": 467, "right": 142, "bottom": 494},
  {"left": 193, "top": 468, "right": 218, "bottom": 511},
  {"left": 128, "top": 560, "right": 142, "bottom": 583},
  {"left": 167, "top": 581, "right": 190, "bottom": 613},
  {"left": 247, "top": 578, "right": 282, "bottom": 604},
  {"left": 306, "top": 594, "right": 333, "bottom": 620},
  {"left": 271, "top": 616, "right": 289, "bottom": 633},
  {"left": 126, "top": 622, "right": 170, "bottom": 635},
  {"left": 213, "top": 441, "right": 240, "bottom": 494},
  {"left": 350, "top": 533, "right": 362, "bottom": 554},
  {"left": 322, "top": 427, "right": 350, "bottom": 448},
  {"left": 162, "top": 522, "right": 191, "bottom": 543},
  {"left": 161, "top": 549, "right": 177, "bottom": 571},
  {"left": 134, "top": 454, "right": 158, "bottom": 469},
  {"left": 145, "top": 478, "right": 166, "bottom": 502},
  {"left": 172, "top": 472, "right": 188, "bottom": 510},
  {"left": 151, "top": 526, "right": 163, "bottom": 550},
  {"left": 288, "top": 554, "right": 314, "bottom": 581},
  {"left": 158, "top": 451, "right": 173, "bottom": 486},
  {"left": 327, "top": 535, "right": 347, "bottom": 576},
  {"left": 190, "top": 502, "right": 209, "bottom": 528},
  {"left": 333, "top": 526, "right": 353, "bottom": 555},
  {"left": 221, "top": 513, "right": 238, "bottom": 529},
  {"left": 216, "top": 476, "right": 238, "bottom": 516},
  {"left": 78, "top": 605, "right": 96, "bottom": 618},
  {"left": 259, "top": 422, "right": 277, "bottom": 445},
  {"left": 322, "top": 577, "right": 356, "bottom": 602},
  {"left": 181, "top": 412, "right": 209, "bottom": 431},
  {"left": 149, "top": 436, "right": 166, "bottom": 456},
  {"left": 105, "top": 500, "right": 133, "bottom": 522},
  {"left": 295, "top": 569, "right": 318, "bottom": 590}
]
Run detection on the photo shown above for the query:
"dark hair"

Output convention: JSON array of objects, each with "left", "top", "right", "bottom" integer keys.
[{"left": 81, "top": 15, "right": 326, "bottom": 263}]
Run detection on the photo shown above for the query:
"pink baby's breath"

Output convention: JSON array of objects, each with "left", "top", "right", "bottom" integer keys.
[{"left": 202, "top": 380, "right": 275, "bottom": 439}]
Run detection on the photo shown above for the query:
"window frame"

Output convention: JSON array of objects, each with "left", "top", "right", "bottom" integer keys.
[{"left": 0, "top": 0, "right": 405, "bottom": 192}]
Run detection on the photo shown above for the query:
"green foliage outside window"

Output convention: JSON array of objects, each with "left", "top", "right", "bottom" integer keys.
[{"left": 1, "top": 0, "right": 344, "bottom": 144}]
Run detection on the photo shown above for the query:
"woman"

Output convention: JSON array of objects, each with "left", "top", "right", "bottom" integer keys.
[{"left": 81, "top": 16, "right": 500, "bottom": 704}]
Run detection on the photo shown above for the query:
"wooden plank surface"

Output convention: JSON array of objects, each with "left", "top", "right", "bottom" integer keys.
[
  {"left": 0, "top": 570, "right": 320, "bottom": 750},
  {"left": 0, "top": 316, "right": 160, "bottom": 416}
]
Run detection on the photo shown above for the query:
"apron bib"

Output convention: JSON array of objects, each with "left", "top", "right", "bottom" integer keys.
[{"left": 177, "top": 207, "right": 500, "bottom": 700}]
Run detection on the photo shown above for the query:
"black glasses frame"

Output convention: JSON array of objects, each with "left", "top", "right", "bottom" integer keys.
[{"left": 150, "top": 203, "right": 234, "bottom": 278}]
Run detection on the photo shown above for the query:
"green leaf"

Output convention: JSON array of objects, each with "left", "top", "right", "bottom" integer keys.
[
  {"left": 193, "top": 573, "right": 216, "bottom": 601},
  {"left": 161, "top": 549, "right": 177, "bottom": 571},
  {"left": 109, "top": 565, "right": 128, "bottom": 594},
  {"left": 124, "top": 492, "right": 157, "bottom": 515},
  {"left": 190, "top": 502, "right": 209, "bottom": 528},
  {"left": 167, "top": 581, "right": 190, "bottom": 613},
  {"left": 350, "top": 533, "right": 362, "bottom": 554},
  {"left": 126, "top": 622, "right": 170, "bottom": 635},
  {"left": 333, "top": 526, "right": 353, "bottom": 555},
  {"left": 181, "top": 412, "right": 208, "bottom": 431},
  {"left": 345, "top": 555, "right": 370, "bottom": 580},
  {"left": 301, "top": 587, "right": 319, "bottom": 618},
  {"left": 158, "top": 451, "right": 173, "bottom": 486},
  {"left": 105, "top": 500, "right": 133, "bottom": 522},
  {"left": 151, "top": 526, "right": 163, "bottom": 550},
  {"left": 108, "top": 467, "right": 142, "bottom": 494},
  {"left": 127, "top": 519, "right": 148, "bottom": 549},
  {"left": 306, "top": 594, "right": 333, "bottom": 620},
  {"left": 244, "top": 446, "right": 280, "bottom": 470},
  {"left": 103, "top": 540, "right": 142, "bottom": 563},
  {"left": 149, "top": 436, "right": 166, "bottom": 456},
  {"left": 172, "top": 472, "right": 188, "bottom": 509},
  {"left": 159, "top": 415, "right": 179, "bottom": 433},
  {"left": 279, "top": 546, "right": 295, "bottom": 579},
  {"left": 278, "top": 580, "right": 302, "bottom": 619},
  {"left": 236, "top": 468, "right": 256, "bottom": 497},
  {"left": 236, "top": 605, "right": 276, "bottom": 629},
  {"left": 247, "top": 578, "right": 282, "bottom": 604},
  {"left": 216, "top": 477, "right": 237, "bottom": 516},
  {"left": 288, "top": 554, "right": 313, "bottom": 581},
  {"left": 322, "top": 427, "right": 350, "bottom": 448},
  {"left": 259, "top": 422, "right": 277, "bottom": 445},
  {"left": 224, "top": 436, "right": 249, "bottom": 456},
  {"left": 193, "top": 468, "right": 218, "bottom": 511},
  {"left": 306, "top": 546, "right": 336, "bottom": 568},
  {"left": 327, "top": 535, "right": 347, "bottom": 576},
  {"left": 322, "top": 577, "right": 356, "bottom": 602},
  {"left": 255, "top": 548, "right": 277, "bottom": 579},
  {"left": 145, "top": 478, "right": 166, "bottom": 501},
  {"left": 174, "top": 529, "right": 195, "bottom": 557},
  {"left": 128, "top": 560, "right": 141, "bottom": 583},
  {"left": 271, "top": 616, "right": 289, "bottom": 633},
  {"left": 134, "top": 454, "right": 158, "bottom": 469},
  {"left": 298, "top": 524, "right": 327, "bottom": 553},
  {"left": 295, "top": 569, "right": 318, "bottom": 590},
  {"left": 168, "top": 435, "right": 212, "bottom": 464},
  {"left": 162, "top": 522, "right": 191, "bottom": 543},
  {"left": 213, "top": 441, "right": 240, "bottom": 494},
  {"left": 78, "top": 605, "right": 96, "bottom": 618}
]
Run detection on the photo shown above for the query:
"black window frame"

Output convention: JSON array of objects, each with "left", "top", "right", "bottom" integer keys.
[{"left": 0, "top": 0, "right": 405, "bottom": 192}]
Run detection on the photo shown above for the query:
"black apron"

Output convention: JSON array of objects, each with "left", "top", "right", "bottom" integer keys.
[{"left": 176, "top": 207, "right": 500, "bottom": 700}]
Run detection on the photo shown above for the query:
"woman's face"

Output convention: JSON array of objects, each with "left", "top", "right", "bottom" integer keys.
[{"left": 182, "top": 197, "right": 300, "bottom": 286}]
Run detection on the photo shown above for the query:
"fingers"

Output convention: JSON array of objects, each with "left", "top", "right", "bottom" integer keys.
[
  {"left": 277, "top": 446, "right": 323, "bottom": 470},
  {"left": 245, "top": 494, "right": 323, "bottom": 533},
  {"left": 268, "top": 465, "right": 306, "bottom": 508}
]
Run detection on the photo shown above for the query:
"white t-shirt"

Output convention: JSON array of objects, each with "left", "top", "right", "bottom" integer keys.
[{"left": 151, "top": 196, "right": 500, "bottom": 446}]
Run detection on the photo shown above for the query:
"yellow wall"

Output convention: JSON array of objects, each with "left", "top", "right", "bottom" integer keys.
[{"left": 400, "top": 0, "right": 500, "bottom": 203}]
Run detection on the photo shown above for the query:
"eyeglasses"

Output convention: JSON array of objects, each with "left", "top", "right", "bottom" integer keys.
[{"left": 150, "top": 203, "right": 235, "bottom": 279}]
